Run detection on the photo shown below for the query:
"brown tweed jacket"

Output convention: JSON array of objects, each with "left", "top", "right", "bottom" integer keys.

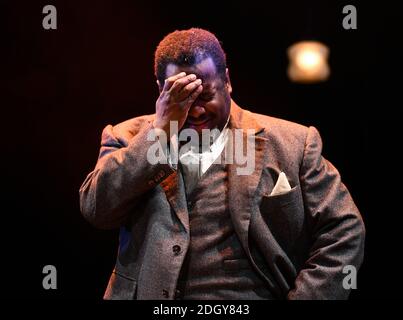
[{"left": 79, "top": 101, "right": 365, "bottom": 300}]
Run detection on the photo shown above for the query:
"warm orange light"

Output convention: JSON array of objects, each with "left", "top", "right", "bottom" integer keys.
[{"left": 287, "top": 41, "right": 330, "bottom": 83}]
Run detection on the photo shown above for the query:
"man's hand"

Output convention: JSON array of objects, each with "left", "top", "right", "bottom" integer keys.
[{"left": 153, "top": 72, "right": 203, "bottom": 137}]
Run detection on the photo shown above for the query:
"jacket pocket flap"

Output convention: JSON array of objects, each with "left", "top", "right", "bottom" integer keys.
[
  {"left": 104, "top": 271, "right": 137, "bottom": 300},
  {"left": 223, "top": 258, "right": 251, "bottom": 271}
]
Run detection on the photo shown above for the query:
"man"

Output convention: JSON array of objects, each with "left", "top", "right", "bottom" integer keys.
[{"left": 79, "top": 28, "right": 365, "bottom": 300}]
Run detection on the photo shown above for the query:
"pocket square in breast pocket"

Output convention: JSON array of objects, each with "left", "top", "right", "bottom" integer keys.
[{"left": 270, "top": 172, "right": 291, "bottom": 196}]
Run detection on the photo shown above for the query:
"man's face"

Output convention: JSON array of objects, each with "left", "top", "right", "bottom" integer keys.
[{"left": 162, "top": 57, "right": 232, "bottom": 135}]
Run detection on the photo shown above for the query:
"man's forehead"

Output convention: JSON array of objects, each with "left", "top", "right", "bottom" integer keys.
[{"left": 165, "top": 57, "right": 218, "bottom": 82}]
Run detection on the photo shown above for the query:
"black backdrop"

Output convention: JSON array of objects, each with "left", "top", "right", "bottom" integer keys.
[{"left": 1, "top": 0, "right": 402, "bottom": 299}]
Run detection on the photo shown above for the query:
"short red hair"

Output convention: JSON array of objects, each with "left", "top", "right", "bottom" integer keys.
[{"left": 154, "top": 28, "right": 227, "bottom": 84}]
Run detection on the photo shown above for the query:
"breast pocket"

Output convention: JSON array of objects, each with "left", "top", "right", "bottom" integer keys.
[{"left": 259, "top": 185, "right": 305, "bottom": 251}]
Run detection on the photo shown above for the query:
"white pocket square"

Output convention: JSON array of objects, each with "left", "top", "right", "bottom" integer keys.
[{"left": 270, "top": 172, "right": 292, "bottom": 196}]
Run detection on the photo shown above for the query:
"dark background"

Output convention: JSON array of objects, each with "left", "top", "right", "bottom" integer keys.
[{"left": 1, "top": 0, "right": 402, "bottom": 299}]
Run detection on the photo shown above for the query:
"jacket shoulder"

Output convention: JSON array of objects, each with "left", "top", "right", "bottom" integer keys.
[
  {"left": 252, "top": 111, "right": 310, "bottom": 143},
  {"left": 250, "top": 111, "right": 313, "bottom": 171},
  {"left": 107, "top": 114, "right": 155, "bottom": 143}
]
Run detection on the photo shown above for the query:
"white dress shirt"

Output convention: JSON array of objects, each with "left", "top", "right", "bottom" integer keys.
[{"left": 167, "top": 116, "right": 230, "bottom": 195}]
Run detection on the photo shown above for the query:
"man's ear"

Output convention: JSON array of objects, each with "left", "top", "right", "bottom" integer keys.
[
  {"left": 156, "top": 80, "right": 163, "bottom": 94},
  {"left": 225, "top": 68, "right": 232, "bottom": 94}
]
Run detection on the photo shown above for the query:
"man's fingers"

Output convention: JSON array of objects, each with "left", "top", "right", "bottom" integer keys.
[
  {"left": 163, "top": 72, "right": 187, "bottom": 91},
  {"left": 170, "top": 74, "right": 197, "bottom": 94},
  {"left": 184, "top": 84, "right": 203, "bottom": 108},
  {"left": 177, "top": 79, "right": 202, "bottom": 100}
]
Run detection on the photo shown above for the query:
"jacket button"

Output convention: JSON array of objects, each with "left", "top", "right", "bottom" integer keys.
[
  {"left": 172, "top": 245, "right": 181, "bottom": 255},
  {"left": 162, "top": 289, "right": 169, "bottom": 298},
  {"left": 174, "top": 289, "right": 182, "bottom": 300}
]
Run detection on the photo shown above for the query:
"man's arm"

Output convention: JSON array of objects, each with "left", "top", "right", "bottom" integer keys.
[
  {"left": 79, "top": 72, "right": 203, "bottom": 230},
  {"left": 287, "top": 126, "right": 365, "bottom": 299},
  {"left": 79, "top": 121, "right": 174, "bottom": 229}
]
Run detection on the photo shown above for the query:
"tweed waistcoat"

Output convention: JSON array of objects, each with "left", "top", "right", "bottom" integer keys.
[{"left": 176, "top": 161, "right": 274, "bottom": 300}]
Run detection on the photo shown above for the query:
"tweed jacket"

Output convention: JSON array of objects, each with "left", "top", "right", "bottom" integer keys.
[{"left": 79, "top": 101, "right": 365, "bottom": 300}]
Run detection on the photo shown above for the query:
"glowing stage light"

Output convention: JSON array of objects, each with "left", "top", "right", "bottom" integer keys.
[{"left": 287, "top": 41, "right": 330, "bottom": 83}]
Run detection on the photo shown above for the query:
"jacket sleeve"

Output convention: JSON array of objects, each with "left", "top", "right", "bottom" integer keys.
[
  {"left": 79, "top": 120, "right": 174, "bottom": 229},
  {"left": 287, "top": 126, "right": 365, "bottom": 300}
]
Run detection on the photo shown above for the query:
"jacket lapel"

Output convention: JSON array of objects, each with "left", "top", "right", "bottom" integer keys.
[
  {"left": 160, "top": 169, "right": 190, "bottom": 233},
  {"left": 227, "top": 101, "right": 269, "bottom": 254}
]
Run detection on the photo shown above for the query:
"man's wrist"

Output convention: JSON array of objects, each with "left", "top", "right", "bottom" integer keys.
[
  {"left": 153, "top": 119, "right": 178, "bottom": 140},
  {"left": 153, "top": 119, "right": 168, "bottom": 133},
  {"left": 151, "top": 120, "right": 177, "bottom": 171}
]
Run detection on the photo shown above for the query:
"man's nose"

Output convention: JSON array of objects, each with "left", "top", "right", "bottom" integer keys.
[{"left": 188, "top": 105, "right": 206, "bottom": 118}]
